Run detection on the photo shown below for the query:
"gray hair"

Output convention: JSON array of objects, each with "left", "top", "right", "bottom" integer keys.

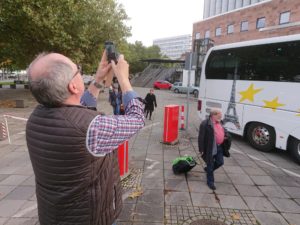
[
  {"left": 27, "top": 54, "right": 74, "bottom": 107},
  {"left": 210, "top": 108, "right": 221, "bottom": 116}
]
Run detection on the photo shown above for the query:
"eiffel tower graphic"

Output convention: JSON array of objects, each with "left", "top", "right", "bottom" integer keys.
[{"left": 223, "top": 66, "right": 241, "bottom": 129}]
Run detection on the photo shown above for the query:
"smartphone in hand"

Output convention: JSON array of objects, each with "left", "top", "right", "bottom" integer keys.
[{"left": 104, "top": 41, "right": 119, "bottom": 63}]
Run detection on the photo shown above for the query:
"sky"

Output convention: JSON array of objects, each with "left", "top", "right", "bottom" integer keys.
[{"left": 117, "top": 0, "right": 204, "bottom": 47}]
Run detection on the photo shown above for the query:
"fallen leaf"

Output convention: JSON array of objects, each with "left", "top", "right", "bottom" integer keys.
[
  {"left": 231, "top": 213, "right": 240, "bottom": 220},
  {"left": 128, "top": 186, "right": 143, "bottom": 199}
]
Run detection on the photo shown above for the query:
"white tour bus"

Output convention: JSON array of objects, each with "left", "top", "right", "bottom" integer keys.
[{"left": 198, "top": 34, "right": 300, "bottom": 163}]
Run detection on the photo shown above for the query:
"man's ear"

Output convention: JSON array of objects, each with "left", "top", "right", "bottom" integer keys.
[{"left": 68, "top": 80, "right": 80, "bottom": 94}]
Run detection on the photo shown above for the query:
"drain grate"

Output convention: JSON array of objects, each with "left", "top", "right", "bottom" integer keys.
[
  {"left": 166, "top": 205, "right": 258, "bottom": 225},
  {"left": 190, "top": 219, "right": 227, "bottom": 225}
]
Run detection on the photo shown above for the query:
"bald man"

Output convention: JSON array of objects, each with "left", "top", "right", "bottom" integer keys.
[
  {"left": 26, "top": 52, "right": 145, "bottom": 225},
  {"left": 198, "top": 108, "right": 227, "bottom": 191}
]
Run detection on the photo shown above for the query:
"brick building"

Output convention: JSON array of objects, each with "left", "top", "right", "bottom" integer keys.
[{"left": 193, "top": 0, "right": 300, "bottom": 46}]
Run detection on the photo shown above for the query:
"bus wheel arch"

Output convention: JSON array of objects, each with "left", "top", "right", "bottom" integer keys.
[
  {"left": 288, "top": 136, "right": 300, "bottom": 164},
  {"left": 246, "top": 122, "right": 276, "bottom": 152}
]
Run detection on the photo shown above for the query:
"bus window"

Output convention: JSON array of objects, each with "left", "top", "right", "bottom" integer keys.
[
  {"left": 206, "top": 51, "right": 239, "bottom": 80},
  {"left": 206, "top": 40, "right": 300, "bottom": 82}
]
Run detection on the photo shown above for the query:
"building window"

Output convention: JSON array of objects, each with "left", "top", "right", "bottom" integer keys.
[
  {"left": 240, "top": 21, "right": 248, "bottom": 31},
  {"left": 279, "top": 11, "right": 290, "bottom": 24},
  {"left": 256, "top": 17, "right": 265, "bottom": 29},
  {"left": 205, "top": 30, "right": 210, "bottom": 38},
  {"left": 215, "top": 27, "right": 222, "bottom": 36},
  {"left": 227, "top": 24, "right": 234, "bottom": 34},
  {"left": 195, "top": 32, "right": 201, "bottom": 39}
]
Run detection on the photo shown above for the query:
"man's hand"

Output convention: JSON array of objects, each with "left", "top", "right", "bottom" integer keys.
[
  {"left": 94, "top": 50, "right": 112, "bottom": 83},
  {"left": 87, "top": 50, "right": 112, "bottom": 99},
  {"left": 111, "top": 55, "right": 132, "bottom": 93}
]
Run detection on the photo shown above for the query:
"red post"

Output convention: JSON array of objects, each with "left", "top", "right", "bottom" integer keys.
[
  {"left": 163, "top": 105, "right": 179, "bottom": 144},
  {"left": 117, "top": 140, "right": 129, "bottom": 178},
  {"left": 180, "top": 105, "right": 185, "bottom": 130}
]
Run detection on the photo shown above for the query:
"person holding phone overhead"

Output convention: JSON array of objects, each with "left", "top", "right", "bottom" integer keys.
[{"left": 26, "top": 44, "right": 145, "bottom": 225}]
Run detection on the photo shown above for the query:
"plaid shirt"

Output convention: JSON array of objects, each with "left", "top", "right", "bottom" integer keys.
[{"left": 84, "top": 92, "right": 145, "bottom": 156}]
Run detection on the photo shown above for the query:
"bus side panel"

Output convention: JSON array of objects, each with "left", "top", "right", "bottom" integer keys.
[
  {"left": 243, "top": 105, "right": 300, "bottom": 150},
  {"left": 200, "top": 98, "right": 244, "bottom": 137},
  {"left": 290, "top": 127, "right": 300, "bottom": 140},
  {"left": 203, "top": 80, "right": 244, "bottom": 135}
]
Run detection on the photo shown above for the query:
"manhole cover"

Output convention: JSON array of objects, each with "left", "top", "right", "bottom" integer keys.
[{"left": 190, "top": 219, "right": 226, "bottom": 225}]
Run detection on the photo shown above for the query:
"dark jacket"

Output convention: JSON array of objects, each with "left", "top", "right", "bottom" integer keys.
[
  {"left": 198, "top": 117, "right": 228, "bottom": 164},
  {"left": 144, "top": 93, "right": 157, "bottom": 111},
  {"left": 26, "top": 105, "right": 122, "bottom": 225}
]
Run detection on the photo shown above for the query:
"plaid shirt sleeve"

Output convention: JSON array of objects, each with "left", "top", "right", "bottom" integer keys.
[{"left": 86, "top": 97, "right": 145, "bottom": 156}]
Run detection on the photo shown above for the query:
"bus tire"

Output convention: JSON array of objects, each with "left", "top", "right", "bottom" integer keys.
[
  {"left": 174, "top": 89, "right": 179, "bottom": 93},
  {"left": 289, "top": 137, "right": 300, "bottom": 164},
  {"left": 246, "top": 122, "right": 275, "bottom": 152}
]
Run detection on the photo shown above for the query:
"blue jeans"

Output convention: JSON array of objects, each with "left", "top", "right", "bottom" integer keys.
[
  {"left": 112, "top": 222, "right": 117, "bottom": 225},
  {"left": 113, "top": 104, "right": 120, "bottom": 115},
  {"left": 206, "top": 145, "right": 224, "bottom": 185}
]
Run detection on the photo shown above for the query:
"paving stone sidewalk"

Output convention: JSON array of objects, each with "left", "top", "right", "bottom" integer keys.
[{"left": 1, "top": 87, "right": 300, "bottom": 225}]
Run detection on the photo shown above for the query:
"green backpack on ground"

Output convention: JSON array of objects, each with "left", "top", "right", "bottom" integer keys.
[{"left": 172, "top": 156, "right": 197, "bottom": 174}]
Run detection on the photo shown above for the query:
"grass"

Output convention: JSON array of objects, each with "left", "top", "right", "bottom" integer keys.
[
  {"left": 0, "top": 81, "right": 28, "bottom": 85},
  {"left": 0, "top": 82, "right": 14, "bottom": 85}
]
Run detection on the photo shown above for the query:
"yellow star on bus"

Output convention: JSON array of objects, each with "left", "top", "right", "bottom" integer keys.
[
  {"left": 297, "top": 109, "right": 300, "bottom": 117},
  {"left": 239, "top": 83, "right": 263, "bottom": 103},
  {"left": 263, "top": 97, "right": 285, "bottom": 112}
]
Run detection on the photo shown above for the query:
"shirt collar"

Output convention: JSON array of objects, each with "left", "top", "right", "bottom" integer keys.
[{"left": 211, "top": 117, "right": 220, "bottom": 124}]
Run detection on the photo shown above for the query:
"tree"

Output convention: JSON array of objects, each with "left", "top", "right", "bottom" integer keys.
[
  {"left": 119, "top": 41, "right": 162, "bottom": 74},
  {"left": 0, "top": 0, "right": 130, "bottom": 73}
]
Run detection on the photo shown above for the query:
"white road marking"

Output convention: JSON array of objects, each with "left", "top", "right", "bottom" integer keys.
[
  {"left": 282, "top": 168, "right": 300, "bottom": 178},
  {"left": 141, "top": 122, "right": 159, "bottom": 131},
  {"left": 146, "top": 158, "right": 156, "bottom": 162},
  {"left": 12, "top": 203, "right": 37, "bottom": 217},
  {"left": 231, "top": 147, "right": 300, "bottom": 178},
  {"left": 146, "top": 158, "right": 160, "bottom": 170}
]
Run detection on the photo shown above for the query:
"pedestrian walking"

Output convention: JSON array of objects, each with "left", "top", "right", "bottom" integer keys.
[
  {"left": 109, "top": 86, "right": 122, "bottom": 115},
  {"left": 26, "top": 51, "right": 145, "bottom": 225},
  {"left": 144, "top": 89, "right": 157, "bottom": 120},
  {"left": 198, "top": 108, "right": 227, "bottom": 190}
]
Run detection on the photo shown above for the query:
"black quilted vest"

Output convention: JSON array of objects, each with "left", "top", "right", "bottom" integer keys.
[{"left": 26, "top": 105, "right": 123, "bottom": 225}]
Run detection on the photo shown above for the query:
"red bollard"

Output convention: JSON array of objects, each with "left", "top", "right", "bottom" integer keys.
[
  {"left": 163, "top": 105, "right": 179, "bottom": 144},
  {"left": 118, "top": 140, "right": 129, "bottom": 178}
]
